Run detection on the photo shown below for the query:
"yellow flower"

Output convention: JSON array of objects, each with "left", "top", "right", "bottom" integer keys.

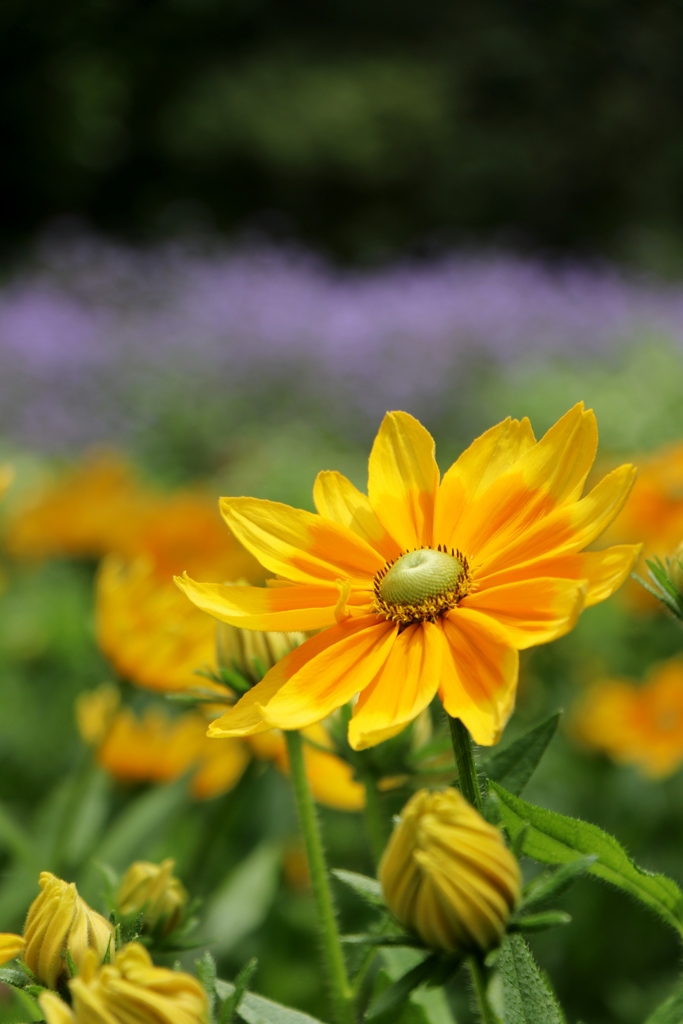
[
  {"left": 117, "top": 860, "right": 187, "bottom": 935},
  {"left": 0, "top": 933, "right": 24, "bottom": 966},
  {"left": 74, "top": 683, "right": 120, "bottom": 745},
  {"left": 379, "top": 788, "right": 521, "bottom": 954},
  {"left": 23, "top": 872, "right": 114, "bottom": 989},
  {"left": 572, "top": 657, "right": 683, "bottom": 778},
  {"left": 38, "top": 943, "right": 208, "bottom": 1024},
  {"left": 177, "top": 405, "right": 639, "bottom": 749},
  {"left": 610, "top": 440, "right": 683, "bottom": 567}
]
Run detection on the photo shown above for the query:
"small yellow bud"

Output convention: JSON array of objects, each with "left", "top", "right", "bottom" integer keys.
[
  {"left": 117, "top": 859, "right": 188, "bottom": 935},
  {"left": 0, "top": 933, "right": 24, "bottom": 966},
  {"left": 379, "top": 788, "right": 521, "bottom": 955},
  {"left": 39, "top": 943, "right": 208, "bottom": 1024},
  {"left": 216, "top": 595, "right": 306, "bottom": 685},
  {"left": 671, "top": 541, "right": 683, "bottom": 595},
  {"left": 23, "top": 872, "right": 115, "bottom": 989}
]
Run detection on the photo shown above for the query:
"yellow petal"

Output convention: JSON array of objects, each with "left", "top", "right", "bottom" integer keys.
[
  {"left": 302, "top": 742, "right": 366, "bottom": 811},
  {"left": 476, "top": 543, "right": 642, "bottom": 608},
  {"left": 39, "top": 992, "right": 75, "bottom": 1024},
  {"left": 367, "top": 411, "right": 439, "bottom": 550},
  {"left": 208, "top": 617, "right": 396, "bottom": 736},
  {"left": 348, "top": 621, "right": 442, "bottom": 750},
  {"left": 438, "top": 612, "right": 519, "bottom": 745},
  {"left": 220, "top": 497, "right": 384, "bottom": 584},
  {"left": 191, "top": 739, "right": 251, "bottom": 799},
  {"left": 433, "top": 417, "right": 535, "bottom": 546},
  {"left": 0, "top": 933, "right": 24, "bottom": 966},
  {"left": 260, "top": 617, "right": 398, "bottom": 731},
  {"left": 175, "top": 573, "right": 342, "bottom": 631},
  {"left": 461, "top": 577, "right": 587, "bottom": 649},
  {"left": 313, "top": 470, "right": 400, "bottom": 561}
]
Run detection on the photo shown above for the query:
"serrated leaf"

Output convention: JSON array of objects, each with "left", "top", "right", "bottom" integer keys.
[
  {"left": 498, "top": 935, "right": 565, "bottom": 1024},
  {"left": 482, "top": 714, "right": 560, "bottom": 796},
  {"left": 510, "top": 911, "right": 572, "bottom": 933},
  {"left": 520, "top": 857, "right": 597, "bottom": 913},
  {"left": 216, "top": 979, "right": 325, "bottom": 1024},
  {"left": 0, "top": 983, "right": 43, "bottom": 1024},
  {"left": 366, "top": 955, "right": 442, "bottom": 1021},
  {"left": 644, "top": 985, "right": 683, "bottom": 1024},
  {"left": 332, "top": 869, "right": 385, "bottom": 908},
  {"left": 491, "top": 783, "right": 683, "bottom": 936}
]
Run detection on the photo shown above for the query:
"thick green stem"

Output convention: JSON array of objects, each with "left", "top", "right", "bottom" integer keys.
[
  {"left": 361, "top": 774, "right": 389, "bottom": 867},
  {"left": 285, "top": 730, "right": 356, "bottom": 1024},
  {"left": 447, "top": 716, "right": 483, "bottom": 811},
  {"left": 468, "top": 957, "right": 498, "bottom": 1024}
]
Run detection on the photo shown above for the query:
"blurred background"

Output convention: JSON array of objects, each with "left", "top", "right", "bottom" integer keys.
[{"left": 3, "top": 4, "right": 683, "bottom": 1024}]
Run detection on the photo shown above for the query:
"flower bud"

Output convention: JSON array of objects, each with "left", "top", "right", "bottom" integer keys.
[
  {"left": 117, "top": 859, "right": 188, "bottom": 935},
  {"left": 0, "top": 933, "right": 24, "bottom": 966},
  {"left": 216, "top": 607, "right": 306, "bottom": 686},
  {"left": 379, "top": 788, "right": 521, "bottom": 955},
  {"left": 23, "top": 872, "right": 115, "bottom": 989},
  {"left": 39, "top": 943, "right": 208, "bottom": 1024}
]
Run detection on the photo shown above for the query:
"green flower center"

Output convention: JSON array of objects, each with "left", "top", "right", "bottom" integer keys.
[{"left": 373, "top": 546, "right": 471, "bottom": 626}]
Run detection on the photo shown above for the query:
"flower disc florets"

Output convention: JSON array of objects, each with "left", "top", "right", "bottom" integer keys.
[{"left": 373, "top": 546, "right": 471, "bottom": 626}]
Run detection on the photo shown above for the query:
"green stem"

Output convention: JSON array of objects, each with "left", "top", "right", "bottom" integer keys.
[
  {"left": 285, "top": 730, "right": 356, "bottom": 1024},
  {"left": 447, "top": 716, "right": 483, "bottom": 811},
  {"left": 468, "top": 957, "right": 498, "bottom": 1024},
  {"left": 361, "top": 774, "right": 389, "bottom": 867}
]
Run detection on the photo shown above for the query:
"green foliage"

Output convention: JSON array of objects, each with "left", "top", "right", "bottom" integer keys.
[
  {"left": 491, "top": 783, "right": 683, "bottom": 937},
  {"left": 482, "top": 713, "right": 561, "bottom": 797},
  {"left": 644, "top": 984, "right": 683, "bottom": 1024},
  {"left": 331, "top": 870, "right": 385, "bottom": 909},
  {"left": 497, "top": 935, "right": 565, "bottom": 1024},
  {"left": 0, "top": 984, "right": 43, "bottom": 1024}
]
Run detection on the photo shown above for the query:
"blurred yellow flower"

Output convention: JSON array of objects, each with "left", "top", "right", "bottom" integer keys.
[
  {"left": 0, "top": 933, "right": 24, "bottom": 966},
  {"left": 117, "top": 859, "right": 187, "bottom": 935},
  {"left": 572, "top": 657, "right": 683, "bottom": 778},
  {"left": 379, "top": 788, "right": 521, "bottom": 954},
  {"left": 74, "top": 683, "right": 121, "bottom": 745},
  {"left": 23, "top": 872, "right": 114, "bottom": 989},
  {"left": 178, "top": 405, "right": 639, "bottom": 749},
  {"left": 39, "top": 943, "right": 208, "bottom": 1024}
]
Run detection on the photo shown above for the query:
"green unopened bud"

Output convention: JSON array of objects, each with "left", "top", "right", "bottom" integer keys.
[
  {"left": 380, "top": 788, "right": 521, "bottom": 955},
  {"left": 117, "top": 859, "right": 187, "bottom": 935},
  {"left": 23, "top": 873, "right": 114, "bottom": 989},
  {"left": 217, "top": 620, "right": 306, "bottom": 685}
]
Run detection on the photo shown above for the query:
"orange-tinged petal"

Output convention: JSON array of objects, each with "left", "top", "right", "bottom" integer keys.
[
  {"left": 474, "top": 463, "right": 638, "bottom": 575},
  {"left": 477, "top": 543, "right": 642, "bottom": 608},
  {"left": 313, "top": 470, "right": 400, "bottom": 561},
  {"left": 368, "top": 411, "right": 439, "bottom": 549},
  {"left": 175, "top": 573, "right": 342, "bottom": 630},
  {"left": 434, "top": 417, "right": 535, "bottom": 546},
  {"left": 348, "top": 621, "right": 442, "bottom": 750},
  {"left": 220, "top": 497, "right": 384, "bottom": 584},
  {"left": 208, "top": 617, "right": 397, "bottom": 736},
  {"left": 302, "top": 741, "right": 366, "bottom": 812},
  {"left": 461, "top": 577, "right": 587, "bottom": 649},
  {"left": 438, "top": 612, "right": 519, "bottom": 745},
  {"left": 260, "top": 617, "right": 398, "bottom": 731}
]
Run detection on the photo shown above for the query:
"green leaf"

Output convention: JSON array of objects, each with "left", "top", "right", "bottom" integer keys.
[
  {"left": 366, "top": 955, "right": 443, "bottom": 1021},
  {"left": 520, "top": 857, "right": 597, "bottom": 913},
  {"left": 89, "top": 779, "right": 189, "bottom": 870},
  {"left": 196, "top": 950, "right": 218, "bottom": 1021},
  {"left": 510, "top": 911, "right": 572, "bottom": 933},
  {"left": 332, "top": 869, "right": 385, "bottom": 908},
  {"left": 644, "top": 985, "right": 683, "bottom": 1024},
  {"left": 215, "top": 979, "right": 326, "bottom": 1024},
  {"left": 0, "top": 983, "right": 44, "bottom": 1024},
  {"left": 342, "top": 933, "right": 424, "bottom": 949},
  {"left": 219, "top": 959, "right": 258, "bottom": 1024},
  {"left": 498, "top": 935, "right": 565, "bottom": 1024},
  {"left": 482, "top": 714, "right": 560, "bottom": 796},
  {"left": 203, "top": 844, "right": 280, "bottom": 956},
  {"left": 491, "top": 783, "right": 683, "bottom": 936}
]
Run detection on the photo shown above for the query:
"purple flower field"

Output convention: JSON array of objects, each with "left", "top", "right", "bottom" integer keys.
[{"left": 2, "top": 234, "right": 683, "bottom": 452}]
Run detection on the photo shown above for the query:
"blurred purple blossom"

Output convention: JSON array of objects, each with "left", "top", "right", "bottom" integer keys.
[{"left": 2, "top": 233, "right": 683, "bottom": 451}]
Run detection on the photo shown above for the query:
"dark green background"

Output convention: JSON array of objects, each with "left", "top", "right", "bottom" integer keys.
[{"left": 4, "top": 0, "right": 683, "bottom": 266}]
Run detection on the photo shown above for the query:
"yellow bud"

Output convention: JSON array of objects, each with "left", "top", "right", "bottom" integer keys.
[
  {"left": 23, "top": 873, "right": 115, "bottom": 989},
  {"left": 117, "top": 859, "right": 188, "bottom": 935},
  {"left": 216, "top": 596, "right": 306, "bottom": 684},
  {"left": 0, "top": 933, "right": 24, "bottom": 966},
  {"left": 671, "top": 541, "right": 683, "bottom": 595},
  {"left": 40, "top": 943, "right": 208, "bottom": 1024},
  {"left": 379, "top": 788, "right": 521, "bottom": 955}
]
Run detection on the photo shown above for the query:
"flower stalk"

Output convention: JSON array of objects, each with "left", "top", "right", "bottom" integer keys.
[{"left": 284, "top": 730, "right": 355, "bottom": 1024}]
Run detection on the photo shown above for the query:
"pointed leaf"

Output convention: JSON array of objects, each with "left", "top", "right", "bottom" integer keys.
[
  {"left": 341, "top": 933, "right": 424, "bottom": 949},
  {"left": 219, "top": 959, "right": 258, "bottom": 1024},
  {"left": 645, "top": 986, "right": 683, "bottom": 1024},
  {"left": 510, "top": 911, "right": 572, "bottom": 933},
  {"left": 520, "top": 857, "right": 597, "bottom": 913},
  {"left": 366, "top": 955, "right": 442, "bottom": 1021},
  {"left": 491, "top": 783, "right": 683, "bottom": 937},
  {"left": 0, "top": 984, "right": 43, "bottom": 1024},
  {"left": 482, "top": 714, "right": 560, "bottom": 796},
  {"left": 332, "top": 869, "right": 385, "bottom": 908},
  {"left": 216, "top": 979, "right": 326, "bottom": 1024},
  {"left": 498, "top": 934, "right": 565, "bottom": 1024}
]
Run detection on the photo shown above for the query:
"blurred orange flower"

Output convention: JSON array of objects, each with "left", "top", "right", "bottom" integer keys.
[{"left": 572, "top": 657, "right": 683, "bottom": 778}]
